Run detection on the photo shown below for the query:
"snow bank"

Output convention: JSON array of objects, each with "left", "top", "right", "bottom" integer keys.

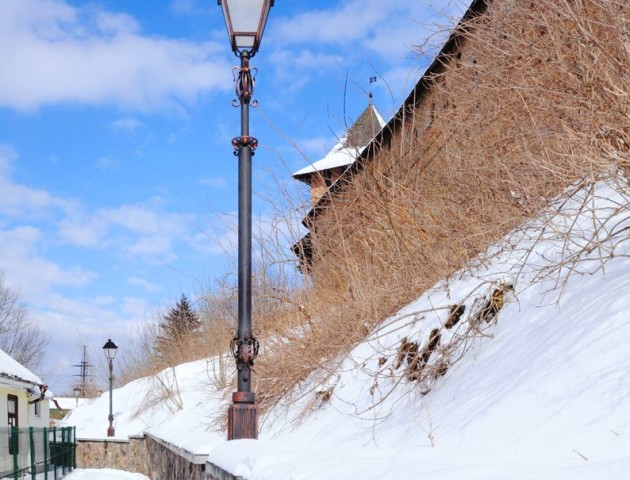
[
  {"left": 65, "top": 469, "right": 149, "bottom": 480},
  {"left": 62, "top": 356, "right": 232, "bottom": 455},
  {"left": 63, "top": 180, "right": 630, "bottom": 479},
  {"left": 53, "top": 397, "right": 87, "bottom": 410},
  {"left": 209, "top": 180, "right": 630, "bottom": 479}
]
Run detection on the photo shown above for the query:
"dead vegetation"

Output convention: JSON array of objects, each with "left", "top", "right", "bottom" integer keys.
[
  {"left": 119, "top": 0, "right": 629, "bottom": 425},
  {"left": 254, "top": 0, "right": 629, "bottom": 415},
  {"left": 362, "top": 280, "right": 517, "bottom": 406}
]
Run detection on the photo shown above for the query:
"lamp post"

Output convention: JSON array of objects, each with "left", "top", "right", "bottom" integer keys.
[
  {"left": 73, "top": 386, "right": 81, "bottom": 408},
  {"left": 218, "top": 0, "right": 274, "bottom": 441},
  {"left": 102, "top": 339, "right": 118, "bottom": 437}
]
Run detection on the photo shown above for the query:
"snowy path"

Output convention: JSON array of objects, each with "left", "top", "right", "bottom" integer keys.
[{"left": 64, "top": 469, "right": 149, "bottom": 480}]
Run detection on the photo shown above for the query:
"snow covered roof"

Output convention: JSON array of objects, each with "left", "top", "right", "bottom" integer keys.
[
  {"left": 52, "top": 397, "right": 88, "bottom": 410},
  {"left": 293, "top": 104, "right": 386, "bottom": 181},
  {"left": 0, "top": 347, "right": 42, "bottom": 385}
]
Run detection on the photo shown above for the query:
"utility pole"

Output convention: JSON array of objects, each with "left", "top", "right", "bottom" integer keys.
[{"left": 72, "top": 346, "right": 93, "bottom": 396}]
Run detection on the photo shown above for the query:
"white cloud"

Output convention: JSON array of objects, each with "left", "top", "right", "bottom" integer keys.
[
  {"left": 95, "top": 11, "right": 140, "bottom": 35},
  {"left": 57, "top": 198, "right": 199, "bottom": 265},
  {"left": 268, "top": 49, "right": 344, "bottom": 86},
  {"left": 170, "top": 0, "right": 207, "bottom": 15},
  {"left": 0, "top": 145, "right": 76, "bottom": 219},
  {"left": 0, "top": 0, "right": 231, "bottom": 111},
  {"left": 0, "top": 144, "right": 15, "bottom": 174},
  {"left": 0, "top": 145, "right": 206, "bottom": 268},
  {"left": 267, "top": 0, "right": 467, "bottom": 76},
  {"left": 94, "top": 157, "right": 121, "bottom": 171},
  {"left": 193, "top": 209, "right": 305, "bottom": 267},
  {"left": 200, "top": 176, "right": 227, "bottom": 188},
  {"left": 0, "top": 144, "right": 210, "bottom": 283},
  {"left": 110, "top": 117, "right": 143, "bottom": 134},
  {"left": 126, "top": 235, "right": 177, "bottom": 261},
  {"left": 0, "top": 226, "right": 96, "bottom": 299},
  {"left": 57, "top": 215, "right": 108, "bottom": 248},
  {"left": 121, "top": 296, "right": 151, "bottom": 318},
  {"left": 298, "top": 136, "right": 336, "bottom": 156},
  {"left": 269, "top": 0, "right": 388, "bottom": 46},
  {"left": 380, "top": 65, "right": 424, "bottom": 102},
  {"left": 102, "top": 200, "right": 190, "bottom": 237},
  {"left": 128, "top": 276, "right": 163, "bottom": 293}
]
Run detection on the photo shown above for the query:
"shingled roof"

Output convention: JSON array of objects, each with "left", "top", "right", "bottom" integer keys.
[
  {"left": 292, "top": 104, "right": 386, "bottom": 182},
  {"left": 344, "top": 103, "right": 386, "bottom": 149}
]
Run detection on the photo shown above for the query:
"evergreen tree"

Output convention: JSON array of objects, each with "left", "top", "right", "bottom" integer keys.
[{"left": 156, "top": 295, "right": 201, "bottom": 359}]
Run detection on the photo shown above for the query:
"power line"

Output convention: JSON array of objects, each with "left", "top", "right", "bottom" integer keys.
[{"left": 71, "top": 345, "right": 93, "bottom": 397}]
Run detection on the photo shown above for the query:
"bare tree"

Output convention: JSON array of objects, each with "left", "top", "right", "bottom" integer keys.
[{"left": 0, "top": 273, "right": 49, "bottom": 374}]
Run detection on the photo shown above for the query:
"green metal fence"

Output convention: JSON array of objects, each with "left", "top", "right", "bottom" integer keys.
[{"left": 0, "top": 427, "right": 76, "bottom": 480}]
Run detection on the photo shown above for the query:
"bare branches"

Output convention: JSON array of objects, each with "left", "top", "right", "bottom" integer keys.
[
  {"left": 0, "top": 273, "right": 49, "bottom": 373},
  {"left": 255, "top": 0, "right": 629, "bottom": 420}
]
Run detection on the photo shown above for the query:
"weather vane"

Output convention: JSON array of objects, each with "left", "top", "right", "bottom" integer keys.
[{"left": 369, "top": 76, "right": 377, "bottom": 102}]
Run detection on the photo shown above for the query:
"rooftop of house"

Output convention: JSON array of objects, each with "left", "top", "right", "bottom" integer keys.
[
  {"left": 292, "top": 103, "right": 386, "bottom": 182},
  {"left": 52, "top": 397, "right": 88, "bottom": 410},
  {"left": 0, "top": 347, "right": 42, "bottom": 385}
]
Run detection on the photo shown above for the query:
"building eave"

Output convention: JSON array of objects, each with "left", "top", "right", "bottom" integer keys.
[{"left": 0, "top": 372, "right": 40, "bottom": 390}]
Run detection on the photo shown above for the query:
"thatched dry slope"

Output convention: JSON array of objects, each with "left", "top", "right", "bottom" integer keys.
[{"left": 254, "top": 0, "right": 629, "bottom": 412}]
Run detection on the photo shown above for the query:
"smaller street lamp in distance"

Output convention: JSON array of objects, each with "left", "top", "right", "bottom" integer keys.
[
  {"left": 102, "top": 339, "right": 118, "bottom": 437},
  {"left": 73, "top": 386, "right": 81, "bottom": 408}
]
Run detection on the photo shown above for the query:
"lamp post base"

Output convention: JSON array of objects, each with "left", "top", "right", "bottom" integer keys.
[
  {"left": 227, "top": 392, "right": 258, "bottom": 440},
  {"left": 107, "top": 413, "right": 115, "bottom": 437}
]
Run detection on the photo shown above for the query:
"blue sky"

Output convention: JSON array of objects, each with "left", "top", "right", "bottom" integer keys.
[{"left": 0, "top": 0, "right": 467, "bottom": 392}]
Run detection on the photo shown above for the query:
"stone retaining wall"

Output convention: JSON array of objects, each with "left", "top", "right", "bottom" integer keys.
[
  {"left": 144, "top": 434, "right": 207, "bottom": 480},
  {"left": 76, "top": 436, "right": 149, "bottom": 475},
  {"left": 205, "top": 462, "right": 244, "bottom": 480},
  {"left": 78, "top": 434, "right": 240, "bottom": 480}
]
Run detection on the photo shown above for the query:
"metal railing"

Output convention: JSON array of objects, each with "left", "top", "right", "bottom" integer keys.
[{"left": 0, "top": 427, "right": 76, "bottom": 480}]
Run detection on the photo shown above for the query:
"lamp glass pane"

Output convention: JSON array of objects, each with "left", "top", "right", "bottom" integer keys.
[
  {"left": 234, "top": 34, "right": 256, "bottom": 48},
  {"left": 227, "top": 0, "right": 266, "bottom": 34}
]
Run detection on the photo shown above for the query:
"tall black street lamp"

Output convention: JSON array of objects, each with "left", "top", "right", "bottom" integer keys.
[
  {"left": 218, "top": 0, "right": 274, "bottom": 441},
  {"left": 102, "top": 339, "right": 118, "bottom": 437}
]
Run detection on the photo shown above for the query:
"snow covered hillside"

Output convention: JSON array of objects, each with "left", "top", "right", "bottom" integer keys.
[
  {"left": 64, "top": 180, "right": 630, "bottom": 479},
  {"left": 62, "top": 355, "right": 231, "bottom": 455}
]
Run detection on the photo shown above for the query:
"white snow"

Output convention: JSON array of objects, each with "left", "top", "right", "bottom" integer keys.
[
  {"left": 0, "top": 347, "right": 42, "bottom": 385},
  {"left": 64, "top": 469, "right": 149, "bottom": 480},
  {"left": 62, "top": 357, "right": 230, "bottom": 455},
  {"left": 63, "top": 179, "right": 630, "bottom": 479},
  {"left": 53, "top": 397, "right": 88, "bottom": 410},
  {"left": 292, "top": 138, "right": 363, "bottom": 177},
  {"left": 210, "top": 179, "right": 630, "bottom": 479},
  {"left": 292, "top": 107, "right": 387, "bottom": 177}
]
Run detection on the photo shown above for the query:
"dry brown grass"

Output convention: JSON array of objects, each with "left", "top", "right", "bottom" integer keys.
[
  {"left": 254, "top": 0, "right": 629, "bottom": 415},
  {"left": 117, "top": 0, "right": 628, "bottom": 423}
]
